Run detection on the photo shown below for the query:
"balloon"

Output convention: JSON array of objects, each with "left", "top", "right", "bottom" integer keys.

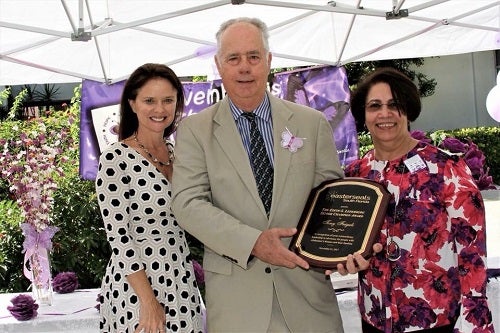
[
  {"left": 486, "top": 85, "right": 500, "bottom": 122},
  {"left": 497, "top": 71, "right": 500, "bottom": 85}
]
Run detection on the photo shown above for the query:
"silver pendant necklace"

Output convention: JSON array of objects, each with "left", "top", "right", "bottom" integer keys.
[
  {"left": 386, "top": 236, "right": 401, "bottom": 261},
  {"left": 133, "top": 133, "right": 174, "bottom": 167},
  {"left": 386, "top": 158, "right": 406, "bottom": 262}
]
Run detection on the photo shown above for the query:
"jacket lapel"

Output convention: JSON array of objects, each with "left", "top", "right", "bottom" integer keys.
[
  {"left": 270, "top": 95, "right": 297, "bottom": 220},
  {"left": 213, "top": 98, "right": 265, "bottom": 213}
]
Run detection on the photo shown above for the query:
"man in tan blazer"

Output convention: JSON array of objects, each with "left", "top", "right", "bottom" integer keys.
[{"left": 172, "top": 17, "right": 368, "bottom": 332}]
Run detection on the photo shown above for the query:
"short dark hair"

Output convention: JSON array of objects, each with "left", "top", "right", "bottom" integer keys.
[
  {"left": 350, "top": 67, "right": 421, "bottom": 129},
  {"left": 118, "top": 63, "right": 184, "bottom": 140}
]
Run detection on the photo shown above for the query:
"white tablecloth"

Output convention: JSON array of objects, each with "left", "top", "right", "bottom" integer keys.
[
  {"left": 0, "top": 289, "right": 99, "bottom": 333},
  {"left": 1, "top": 279, "right": 498, "bottom": 332},
  {"left": 482, "top": 189, "right": 500, "bottom": 269},
  {"left": 337, "top": 277, "right": 500, "bottom": 331}
]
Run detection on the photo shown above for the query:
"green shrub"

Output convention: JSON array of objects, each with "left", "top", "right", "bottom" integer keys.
[
  {"left": 0, "top": 196, "right": 26, "bottom": 293},
  {"left": 50, "top": 174, "right": 110, "bottom": 289},
  {"left": 357, "top": 131, "right": 374, "bottom": 158}
]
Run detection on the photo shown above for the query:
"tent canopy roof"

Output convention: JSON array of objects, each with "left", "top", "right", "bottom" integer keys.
[{"left": 1, "top": 0, "right": 498, "bottom": 85}]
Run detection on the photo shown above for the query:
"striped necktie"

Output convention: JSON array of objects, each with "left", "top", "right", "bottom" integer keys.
[{"left": 242, "top": 112, "right": 273, "bottom": 215}]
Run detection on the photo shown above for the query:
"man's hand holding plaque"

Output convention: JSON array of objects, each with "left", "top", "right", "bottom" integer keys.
[{"left": 289, "top": 178, "right": 390, "bottom": 269}]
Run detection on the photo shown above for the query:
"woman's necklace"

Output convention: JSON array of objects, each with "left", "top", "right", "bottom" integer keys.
[
  {"left": 386, "top": 158, "right": 407, "bottom": 262},
  {"left": 133, "top": 133, "right": 174, "bottom": 167}
]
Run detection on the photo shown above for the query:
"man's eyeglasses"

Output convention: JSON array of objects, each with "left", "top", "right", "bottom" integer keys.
[
  {"left": 224, "top": 51, "right": 263, "bottom": 66},
  {"left": 365, "top": 100, "right": 402, "bottom": 112}
]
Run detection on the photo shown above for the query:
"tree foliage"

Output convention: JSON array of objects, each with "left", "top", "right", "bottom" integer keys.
[{"left": 344, "top": 58, "right": 437, "bottom": 97}]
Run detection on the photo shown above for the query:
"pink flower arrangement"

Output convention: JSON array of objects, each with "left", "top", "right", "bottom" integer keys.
[
  {"left": 0, "top": 127, "right": 65, "bottom": 232},
  {"left": 411, "top": 130, "right": 495, "bottom": 191},
  {"left": 0, "top": 120, "right": 70, "bottom": 290}
]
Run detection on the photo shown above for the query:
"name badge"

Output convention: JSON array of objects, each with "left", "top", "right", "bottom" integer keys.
[{"left": 404, "top": 155, "right": 426, "bottom": 173}]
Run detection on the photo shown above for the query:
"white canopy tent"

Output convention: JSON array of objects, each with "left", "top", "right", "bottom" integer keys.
[{"left": 0, "top": 0, "right": 499, "bottom": 85}]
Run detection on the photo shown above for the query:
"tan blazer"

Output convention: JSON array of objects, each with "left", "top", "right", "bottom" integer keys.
[{"left": 172, "top": 93, "right": 345, "bottom": 332}]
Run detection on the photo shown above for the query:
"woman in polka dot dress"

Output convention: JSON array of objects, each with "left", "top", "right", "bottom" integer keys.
[{"left": 96, "top": 63, "right": 204, "bottom": 333}]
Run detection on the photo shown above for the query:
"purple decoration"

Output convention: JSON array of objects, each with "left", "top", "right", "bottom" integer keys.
[
  {"left": 273, "top": 65, "right": 358, "bottom": 168},
  {"left": 194, "top": 44, "right": 217, "bottom": 58},
  {"left": 7, "top": 294, "right": 39, "bottom": 321},
  {"left": 21, "top": 224, "right": 58, "bottom": 253},
  {"left": 193, "top": 260, "right": 205, "bottom": 285},
  {"left": 410, "top": 130, "right": 432, "bottom": 144},
  {"left": 95, "top": 293, "right": 101, "bottom": 312},
  {"left": 476, "top": 169, "right": 495, "bottom": 190},
  {"left": 79, "top": 79, "right": 126, "bottom": 180},
  {"left": 21, "top": 223, "right": 59, "bottom": 286},
  {"left": 52, "top": 271, "right": 79, "bottom": 294},
  {"left": 440, "top": 137, "right": 467, "bottom": 154},
  {"left": 79, "top": 79, "right": 223, "bottom": 180}
]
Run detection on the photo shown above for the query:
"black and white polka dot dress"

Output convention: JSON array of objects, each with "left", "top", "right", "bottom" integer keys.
[{"left": 96, "top": 142, "right": 204, "bottom": 333}]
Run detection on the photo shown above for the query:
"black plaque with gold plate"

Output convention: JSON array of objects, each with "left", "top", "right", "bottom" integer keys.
[{"left": 289, "top": 178, "right": 390, "bottom": 269}]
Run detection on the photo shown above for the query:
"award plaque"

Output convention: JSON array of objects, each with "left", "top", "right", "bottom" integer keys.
[{"left": 289, "top": 178, "right": 390, "bottom": 269}]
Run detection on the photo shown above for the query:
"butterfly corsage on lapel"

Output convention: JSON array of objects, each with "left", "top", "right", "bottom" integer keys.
[{"left": 281, "top": 127, "right": 305, "bottom": 153}]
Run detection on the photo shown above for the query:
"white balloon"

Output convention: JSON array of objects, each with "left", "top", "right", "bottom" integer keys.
[{"left": 486, "top": 85, "right": 500, "bottom": 122}]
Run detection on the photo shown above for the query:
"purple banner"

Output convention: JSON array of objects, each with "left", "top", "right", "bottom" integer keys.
[
  {"left": 80, "top": 66, "right": 357, "bottom": 179},
  {"left": 79, "top": 80, "right": 222, "bottom": 180},
  {"left": 80, "top": 79, "right": 125, "bottom": 180},
  {"left": 273, "top": 66, "right": 358, "bottom": 168},
  {"left": 182, "top": 80, "right": 223, "bottom": 118}
]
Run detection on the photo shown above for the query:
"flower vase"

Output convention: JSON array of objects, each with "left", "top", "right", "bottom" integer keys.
[{"left": 29, "top": 247, "right": 54, "bottom": 306}]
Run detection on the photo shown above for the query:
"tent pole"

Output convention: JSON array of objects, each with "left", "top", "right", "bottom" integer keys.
[
  {"left": 84, "top": 0, "right": 110, "bottom": 83},
  {"left": 393, "top": 0, "right": 406, "bottom": 14},
  {"left": 60, "top": 0, "right": 78, "bottom": 34},
  {"left": 336, "top": 0, "right": 362, "bottom": 66}
]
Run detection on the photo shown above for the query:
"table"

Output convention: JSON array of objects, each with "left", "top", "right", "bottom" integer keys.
[
  {"left": 336, "top": 277, "right": 500, "bottom": 331},
  {"left": 0, "top": 289, "right": 99, "bottom": 333},
  {"left": 482, "top": 189, "right": 500, "bottom": 269},
  {"left": 1, "top": 288, "right": 207, "bottom": 333},
  {"left": 1, "top": 280, "right": 498, "bottom": 332}
]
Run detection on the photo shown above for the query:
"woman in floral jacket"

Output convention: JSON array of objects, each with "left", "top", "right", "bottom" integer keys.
[{"left": 345, "top": 67, "right": 494, "bottom": 332}]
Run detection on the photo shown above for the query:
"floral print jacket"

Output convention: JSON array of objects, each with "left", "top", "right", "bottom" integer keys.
[{"left": 344, "top": 141, "right": 494, "bottom": 333}]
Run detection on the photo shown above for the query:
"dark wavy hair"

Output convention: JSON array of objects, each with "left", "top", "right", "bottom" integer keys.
[
  {"left": 118, "top": 63, "right": 184, "bottom": 140},
  {"left": 350, "top": 67, "right": 421, "bottom": 129}
]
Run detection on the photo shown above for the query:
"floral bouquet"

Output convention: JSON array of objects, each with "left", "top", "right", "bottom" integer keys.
[{"left": 0, "top": 121, "right": 68, "bottom": 301}]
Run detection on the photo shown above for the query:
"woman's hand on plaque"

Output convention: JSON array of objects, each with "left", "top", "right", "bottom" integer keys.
[{"left": 326, "top": 243, "right": 383, "bottom": 276}]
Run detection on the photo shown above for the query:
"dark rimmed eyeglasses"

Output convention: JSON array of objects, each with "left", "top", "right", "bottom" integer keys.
[{"left": 365, "top": 100, "right": 402, "bottom": 112}]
